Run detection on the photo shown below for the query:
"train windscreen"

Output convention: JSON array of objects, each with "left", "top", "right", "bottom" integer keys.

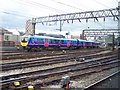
[{"left": 21, "top": 37, "right": 28, "bottom": 42}]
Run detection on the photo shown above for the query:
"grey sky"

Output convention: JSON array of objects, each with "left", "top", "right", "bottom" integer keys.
[{"left": 0, "top": 0, "right": 119, "bottom": 35}]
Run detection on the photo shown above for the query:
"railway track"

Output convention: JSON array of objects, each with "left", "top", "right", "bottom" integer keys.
[
  {"left": 1, "top": 50, "right": 117, "bottom": 71},
  {"left": 2, "top": 48, "right": 109, "bottom": 60},
  {"left": 1, "top": 54, "right": 119, "bottom": 90},
  {"left": 84, "top": 71, "right": 120, "bottom": 90},
  {"left": 1, "top": 48, "right": 119, "bottom": 89},
  {"left": 1, "top": 55, "right": 117, "bottom": 78}
]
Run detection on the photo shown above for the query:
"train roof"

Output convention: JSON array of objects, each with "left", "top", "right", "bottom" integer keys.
[
  {"left": 27, "top": 35, "right": 56, "bottom": 39},
  {"left": 23, "top": 35, "right": 99, "bottom": 43},
  {"left": 77, "top": 39, "right": 88, "bottom": 42}
]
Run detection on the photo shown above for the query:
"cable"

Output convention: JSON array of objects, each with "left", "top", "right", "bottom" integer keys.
[
  {"left": 28, "top": 0, "right": 68, "bottom": 13},
  {"left": 93, "top": 0, "right": 111, "bottom": 8},
  {"left": 50, "top": 0, "right": 84, "bottom": 11},
  {"left": 0, "top": 9, "right": 32, "bottom": 18},
  {"left": 14, "top": 0, "right": 67, "bottom": 14}
]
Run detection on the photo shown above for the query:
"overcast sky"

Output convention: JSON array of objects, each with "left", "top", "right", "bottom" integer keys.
[{"left": 0, "top": 0, "right": 119, "bottom": 35}]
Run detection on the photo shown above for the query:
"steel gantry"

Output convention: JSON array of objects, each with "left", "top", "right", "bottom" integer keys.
[
  {"left": 32, "top": 8, "right": 119, "bottom": 23},
  {"left": 83, "top": 29, "right": 120, "bottom": 37},
  {"left": 26, "top": 8, "right": 119, "bottom": 35}
]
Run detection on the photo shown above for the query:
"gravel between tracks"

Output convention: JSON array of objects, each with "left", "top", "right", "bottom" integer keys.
[
  {"left": 70, "top": 67, "right": 119, "bottom": 88},
  {"left": 44, "top": 67, "right": 119, "bottom": 88},
  {"left": 1, "top": 49, "right": 118, "bottom": 89},
  {"left": 2, "top": 54, "right": 67, "bottom": 63},
  {"left": 2, "top": 50, "right": 112, "bottom": 63},
  {"left": 1, "top": 54, "right": 116, "bottom": 77},
  {"left": 1, "top": 60, "right": 77, "bottom": 77}
]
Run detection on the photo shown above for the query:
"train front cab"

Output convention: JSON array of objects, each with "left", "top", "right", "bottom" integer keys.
[{"left": 20, "top": 36, "right": 28, "bottom": 49}]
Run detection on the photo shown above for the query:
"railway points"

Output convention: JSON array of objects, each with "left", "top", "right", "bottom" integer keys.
[{"left": 1, "top": 48, "right": 119, "bottom": 89}]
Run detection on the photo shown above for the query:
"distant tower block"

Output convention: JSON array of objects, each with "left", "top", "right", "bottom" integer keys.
[{"left": 25, "top": 20, "right": 33, "bottom": 35}]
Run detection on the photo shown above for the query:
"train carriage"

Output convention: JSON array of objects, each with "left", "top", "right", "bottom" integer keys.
[
  {"left": 48, "top": 37, "right": 61, "bottom": 48},
  {"left": 60, "top": 38, "right": 69, "bottom": 47},
  {"left": 77, "top": 39, "right": 86, "bottom": 48},
  {"left": 20, "top": 35, "right": 100, "bottom": 51}
]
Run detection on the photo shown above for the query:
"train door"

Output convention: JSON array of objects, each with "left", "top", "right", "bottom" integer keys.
[
  {"left": 67, "top": 40, "right": 70, "bottom": 47},
  {"left": 58, "top": 40, "right": 61, "bottom": 47},
  {"left": 44, "top": 38, "right": 49, "bottom": 47},
  {"left": 29, "top": 37, "right": 34, "bottom": 45},
  {"left": 83, "top": 42, "right": 85, "bottom": 47},
  {"left": 77, "top": 39, "right": 79, "bottom": 48}
]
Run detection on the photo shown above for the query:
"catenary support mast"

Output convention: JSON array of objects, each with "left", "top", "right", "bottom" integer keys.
[{"left": 118, "top": 2, "right": 120, "bottom": 35}]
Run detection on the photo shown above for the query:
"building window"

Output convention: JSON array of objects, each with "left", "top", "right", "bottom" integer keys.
[{"left": 5, "top": 35, "right": 9, "bottom": 41}]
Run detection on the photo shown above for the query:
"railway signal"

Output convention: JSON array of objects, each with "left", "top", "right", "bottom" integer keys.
[{"left": 60, "top": 76, "right": 70, "bottom": 89}]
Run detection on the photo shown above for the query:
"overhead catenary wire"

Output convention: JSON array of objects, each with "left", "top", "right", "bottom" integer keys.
[
  {"left": 50, "top": 0, "right": 85, "bottom": 11},
  {"left": 27, "top": 0, "right": 67, "bottom": 13},
  {"left": 1, "top": 0, "right": 118, "bottom": 32},
  {"left": 90, "top": 0, "right": 118, "bottom": 28},
  {"left": 0, "top": 9, "right": 32, "bottom": 18},
  {"left": 13, "top": 0, "right": 68, "bottom": 14},
  {"left": 93, "top": 0, "right": 111, "bottom": 8}
]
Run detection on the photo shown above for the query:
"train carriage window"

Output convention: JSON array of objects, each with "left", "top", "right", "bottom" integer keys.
[
  {"left": 75, "top": 41, "right": 76, "bottom": 44},
  {"left": 37, "top": 38, "right": 43, "bottom": 43},
  {"left": 51, "top": 39, "right": 53, "bottom": 43},
  {"left": 73, "top": 41, "right": 75, "bottom": 44},
  {"left": 45, "top": 38, "right": 48, "bottom": 43},
  {"left": 56, "top": 40, "right": 58, "bottom": 44},
  {"left": 72, "top": 41, "right": 74, "bottom": 44},
  {"left": 70, "top": 41, "right": 73, "bottom": 44},
  {"left": 58, "top": 40, "right": 60, "bottom": 44},
  {"left": 29, "top": 38, "right": 34, "bottom": 44},
  {"left": 61, "top": 40, "right": 64, "bottom": 44},
  {"left": 54, "top": 40, "right": 56, "bottom": 43},
  {"left": 49, "top": 39, "right": 52, "bottom": 43},
  {"left": 52, "top": 40, "right": 54, "bottom": 43},
  {"left": 55, "top": 40, "right": 58, "bottom": 44},
  {"left": 41, "top": 39, "right": 44, "bottom": 43},
  {"left": 37, "top": 38, "right": 40, "bottom": 43},
  {"left": 64, "top": 40, "right": 67, "bottom": 44},
  {"left": 49, "top": 39, "right": 54, "bottom": 44}
]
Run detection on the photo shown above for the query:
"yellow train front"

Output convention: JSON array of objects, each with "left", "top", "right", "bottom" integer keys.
[{"left": 20, "top": 35, "right": 29, "bottom": 49}]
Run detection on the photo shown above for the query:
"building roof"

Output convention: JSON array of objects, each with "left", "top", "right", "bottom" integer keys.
[{"left": 0, "top": 28, "right": 13, "bottom": 35}]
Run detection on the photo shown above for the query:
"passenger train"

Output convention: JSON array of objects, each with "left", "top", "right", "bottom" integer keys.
[{"left": 20, "top": 35, "right": 100, "bottom": 51}]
